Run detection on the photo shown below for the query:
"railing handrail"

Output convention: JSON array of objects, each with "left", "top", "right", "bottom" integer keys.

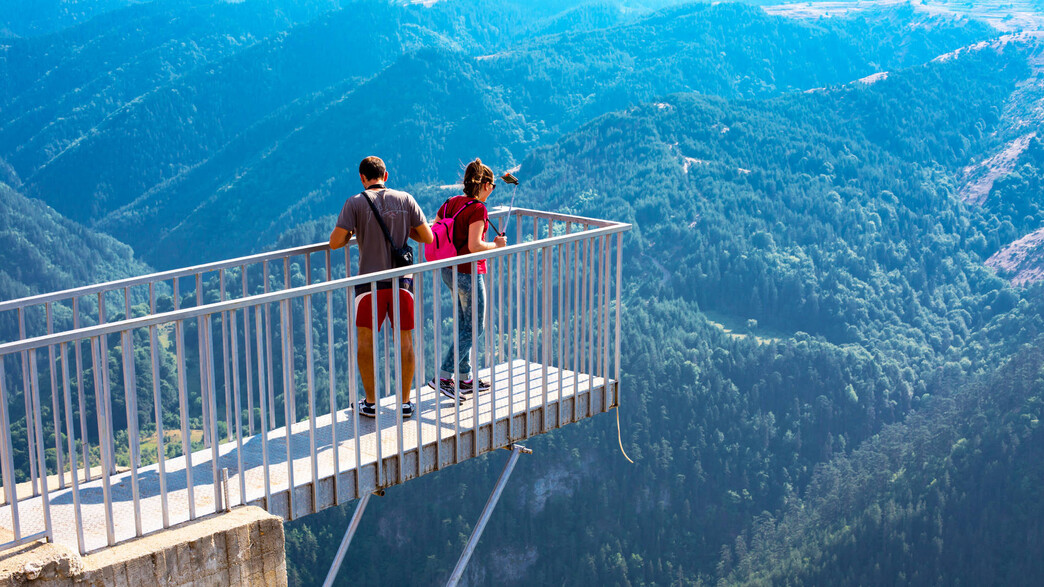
[
  {"left": 0, "top": 242, "right": 330, "bottom": 313},
  {"left": 0, "top": 211, "right": 630, "bottom": 356},
  {"left": 0, "top": 205, "right": 526, "bottom": 313}
]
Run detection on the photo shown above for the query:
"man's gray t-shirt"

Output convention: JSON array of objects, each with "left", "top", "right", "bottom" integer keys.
[{"left": 336, "top": 186, "right": 427, "bottom": 278}]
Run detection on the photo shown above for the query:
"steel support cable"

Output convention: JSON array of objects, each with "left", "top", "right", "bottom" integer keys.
[
  {"left": 613, "top": 231, "right": 634, "bottom": 465},
  {"left": 615, "top": 407, "right": 634, "bottom": 464}
]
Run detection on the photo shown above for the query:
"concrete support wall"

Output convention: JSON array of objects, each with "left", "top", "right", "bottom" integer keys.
[{"left": 0, "top": 507, "right": 286, "bottom": 586}]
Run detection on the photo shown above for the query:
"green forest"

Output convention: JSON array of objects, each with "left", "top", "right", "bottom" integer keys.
[{"left": 1, "top": 0, "right": 1043, "bottom": 585}]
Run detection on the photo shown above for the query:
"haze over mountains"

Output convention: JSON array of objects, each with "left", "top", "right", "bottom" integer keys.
[
  {"left": 0, "top": 0, "right": 998, "bottom": 267},
  {"left": 2, "top": 0, "right": 1044, "bottom": 585}
]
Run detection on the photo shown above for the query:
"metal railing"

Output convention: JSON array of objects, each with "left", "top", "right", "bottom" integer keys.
[
  {"left": 0, "top": 208, "right": 629, "bottom": 554},
  {"left": 0, "top": 227, "right": 354, "bottom": 493},
  {"left": 0, "top": 208, "right": 513, "bottom": 495}
]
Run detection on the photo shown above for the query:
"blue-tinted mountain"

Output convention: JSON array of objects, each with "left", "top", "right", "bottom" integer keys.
[
  {"left": 99, "top": 46, "right": 533, "bottom": 263},
  {"left": 0, "top": 0, "right": 147, "bottom": 38},
  {"left": 0, "top": 0, "right": 345, "bottom": 144},
  {"left": 6, "top": 2, "right": 995, "bottom": 269},
  {"left": 0, "top": 0, "right": 349, "bottom": 219},
  {"left": 0, "top": 0, "right": 672, "bottom": 232},
  {"left": 0, "top": 159, "right": 150, "bottom": 338},
  {"left": 521, "top": 1, "right": 631, "bottom": 37},
  {"left": 0, "top": 0, "right": 547, "bottom": 231},
  {"left": 479, "top": 3, "right": 997, "bottom": 138}
]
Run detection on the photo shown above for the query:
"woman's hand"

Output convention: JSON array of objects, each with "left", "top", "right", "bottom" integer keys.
[{"left": 494, "top": 235, "right": 507, "bottom": 248}]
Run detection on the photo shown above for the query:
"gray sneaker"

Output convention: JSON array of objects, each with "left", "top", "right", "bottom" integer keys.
[
  {"left": 430, "top": 378, "right": 472, "bottom": 401},
  {"left": 459, "top": 378, "right": 491, "bottom": 392},
  {"left": 355, "top": 400, "right": 376, "bottom": 418}
]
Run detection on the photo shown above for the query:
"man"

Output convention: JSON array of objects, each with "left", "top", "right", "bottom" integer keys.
[{"left": 329, "top": 156, "right": 433, "bottom": 418}]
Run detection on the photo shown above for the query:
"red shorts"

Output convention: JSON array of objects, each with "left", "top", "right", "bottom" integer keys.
[{"left": 355, "top": 288, "right": 415, "bottom": 330}]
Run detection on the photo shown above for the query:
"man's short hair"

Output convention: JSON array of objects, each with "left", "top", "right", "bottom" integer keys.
[{"left": 359, "top": 156, "right": 386, "bottom": 181}]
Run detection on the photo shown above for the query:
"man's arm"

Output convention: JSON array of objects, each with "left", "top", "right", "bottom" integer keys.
[
  {"left": 410, "top": 222, "right": 434, "bottom": 244},
  {"left": 329, "top": 227, "right": 352, "bottom": 249},
  {"left": 405, "top": 195, "right": 432, "bottom": 244}
]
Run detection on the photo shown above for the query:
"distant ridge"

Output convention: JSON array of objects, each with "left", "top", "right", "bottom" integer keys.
[
  {"left": 1, "top": 2, "right": 995, "bottom": 269},
  {"left": 0, "top": 167, "right": 150, "bottom": 308},
  {"left": 0, "top": 0, "right": 146, "bottom": 37}
]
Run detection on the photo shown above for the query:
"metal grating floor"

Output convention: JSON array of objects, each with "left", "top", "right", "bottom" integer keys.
[{"left": 0, "top": 360, "right": 617, "bottom": 553}]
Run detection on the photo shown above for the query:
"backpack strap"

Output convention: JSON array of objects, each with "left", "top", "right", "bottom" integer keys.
[
  {"left": 445, "top": 198, "right": 480, "bottom": 251},
  {"left": 446, "top": 198, "right": 479, "bottom": 220}
]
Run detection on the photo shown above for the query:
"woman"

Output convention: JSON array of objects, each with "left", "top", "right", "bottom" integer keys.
[{"left": 429, "top": 158, "right": 507, "bottom": 400}]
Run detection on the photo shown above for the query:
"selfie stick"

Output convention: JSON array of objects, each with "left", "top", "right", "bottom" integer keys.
[{"left": 496, "top": 172, "right": 519, "bottom": 237}]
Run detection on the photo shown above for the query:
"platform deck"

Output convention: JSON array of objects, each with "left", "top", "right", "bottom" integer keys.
[{"left": 0, "top": 360, "right": 617, "bottom": 553}]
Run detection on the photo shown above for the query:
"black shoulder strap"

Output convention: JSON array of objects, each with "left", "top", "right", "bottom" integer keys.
[{"left": 361, "top": 189, "right": 401, "bottom": 248}]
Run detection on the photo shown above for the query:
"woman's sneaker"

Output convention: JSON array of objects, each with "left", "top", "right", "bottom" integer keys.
[
  {"left": 429, "top": 377, "right": 472, "bottom": 401},
  {"left": 459, "top": 378, "right": 491, "bottom": 393},
  {"left": 354, "top": 400, "right": 376, "bottom": 418},
  {"left": 401, "top": 401, "right": 415, "bottom": 418}
]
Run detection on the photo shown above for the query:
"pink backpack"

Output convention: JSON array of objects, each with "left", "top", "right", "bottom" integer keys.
[{"left": 425, "top": 200, "right": 478, "bottom": 261}]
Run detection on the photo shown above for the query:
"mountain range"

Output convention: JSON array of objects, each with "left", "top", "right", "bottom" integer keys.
[
  {"left": 1, "top": 1, "right": 997, "bottom": 266},
  {"left": 2, "top": 1, "right": 1044, "bottom": 585}
]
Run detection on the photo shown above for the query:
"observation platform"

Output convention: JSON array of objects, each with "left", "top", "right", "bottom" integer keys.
[
  {"left": 0, "top": 207, "right": 629, "bottom": 560},
  {"left": 1, "top": 361, "right": 615, "bottom": 552}
]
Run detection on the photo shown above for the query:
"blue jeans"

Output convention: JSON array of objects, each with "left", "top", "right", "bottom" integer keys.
[{"left": 439, "top": 268, "right": 485, "bottom": 380}]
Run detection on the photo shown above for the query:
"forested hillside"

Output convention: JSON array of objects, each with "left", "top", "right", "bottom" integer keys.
[
  {"left": 0, "top": 165, "right": 150, "bottom": 323},
  {"left": 2, "top": 1, "right": 1044, "bottom": 585},
  {"left": 726, "top": 340, "right": 1044, "bottom": 585}
]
